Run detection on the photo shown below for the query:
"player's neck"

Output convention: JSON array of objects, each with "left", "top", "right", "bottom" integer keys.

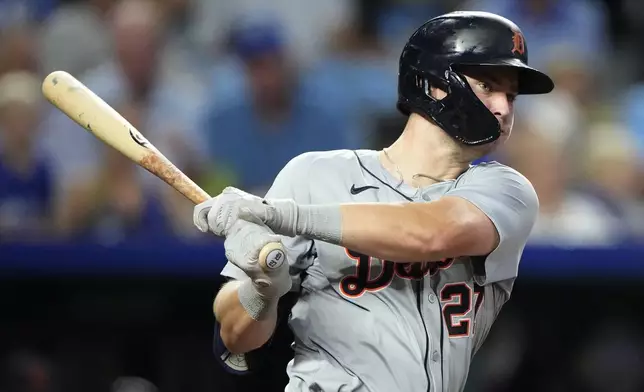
[{"left": 380, "top": 114, "right": 471, "bottom": 188}]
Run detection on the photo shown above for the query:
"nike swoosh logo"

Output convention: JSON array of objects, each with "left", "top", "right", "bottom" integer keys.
[
  {"left": 350, "top": 185, "right": 379, "bottom": 195},
  {"left": 129, "top": 128, "right": 150, "bottom": 148}
]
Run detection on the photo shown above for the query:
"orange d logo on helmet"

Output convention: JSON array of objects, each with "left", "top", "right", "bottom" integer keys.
[{"left": 511, "top": 31, "right": 525, "bottom": 55}]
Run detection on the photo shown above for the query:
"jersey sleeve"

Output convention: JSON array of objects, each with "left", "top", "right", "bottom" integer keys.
[
  {"left": 219, "top": 153, "right": 317, "bottom": 291},
  {"left": 445, "top": 163, "right": 539, "bottom": 287}
]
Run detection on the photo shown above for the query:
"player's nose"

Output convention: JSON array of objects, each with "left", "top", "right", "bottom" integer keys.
[{"left": 488, "top": 92, "right": 513, "bottom": 120}]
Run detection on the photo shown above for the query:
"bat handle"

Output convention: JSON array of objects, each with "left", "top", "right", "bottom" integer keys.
[
  {"left": 213, "top": 242, "right": 286, "bottom": 316},
  {"left": 258, "top": 242, "right": 287, "bottom": 271}
]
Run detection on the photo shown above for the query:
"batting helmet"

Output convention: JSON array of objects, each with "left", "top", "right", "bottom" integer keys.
[{"left": 397, "top": 11, "right": 555, "bottom": 146}]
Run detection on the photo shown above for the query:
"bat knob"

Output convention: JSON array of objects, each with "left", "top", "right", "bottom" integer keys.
[{"left": 259, "top": 242, "right": 286, "bottom": 270}]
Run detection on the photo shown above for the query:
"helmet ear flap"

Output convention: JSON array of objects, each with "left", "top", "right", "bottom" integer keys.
[
  {"left": 413, "top": 69, "right": 470, "bottom": 103},
  {"left": 444, "top": 69, "right": 473, "bottom": 95},
  {"left": 396, "top": 63, "right": 499, "bottom": 146},
  {"left": 428, "top": 69, "right": 502, "bottom": 145},
  {"left": 445, "top": 69, "right": 462, "bottom": 87}
]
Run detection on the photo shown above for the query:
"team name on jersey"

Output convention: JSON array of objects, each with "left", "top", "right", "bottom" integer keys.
[{"left": 339, "top": 248, "right": 454, "bottom": 298}]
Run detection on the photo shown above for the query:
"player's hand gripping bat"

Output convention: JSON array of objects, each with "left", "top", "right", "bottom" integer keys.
[{"left": 41, "top": 70, "right": 285, "bottom": 271}]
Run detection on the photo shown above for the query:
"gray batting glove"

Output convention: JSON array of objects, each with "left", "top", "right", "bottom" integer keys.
[
  {"left": 192, "top": 186, "right": 298, "bottom": 238},
  {"left": 193, "top": 186, "right": 342, "bottom": 245},
  {"left": 224, "top": 215, "right": 292, "bottom": 300},
  {"left": 243, "top": 199, "right": 343, "bottom": 245},
  {"left": 223, "top": 214, "right": 292, "bottom": 321},
  {"left": 193, "top": 187, "right": 266, "bottom": 237}
]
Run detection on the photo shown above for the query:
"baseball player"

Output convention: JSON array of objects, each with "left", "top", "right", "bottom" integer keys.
[{"left": 195, "top": 11, "right": 554, "bottom": 392}]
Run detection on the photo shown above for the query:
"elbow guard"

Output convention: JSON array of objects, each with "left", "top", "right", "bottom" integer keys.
[
  {"left": 213, "top": 320, "right": 251, "bottom": 375},
  {"left": 212, "top": 291, "right": 299, "bottom": 376}
]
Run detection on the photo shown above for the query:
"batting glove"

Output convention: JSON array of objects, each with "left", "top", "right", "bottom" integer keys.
[
  {"left": 193, "top": 187, "right": 266, "bottom": 237},
  {"left": 224, "top": 214, "right": 292, "bottom": 320}
]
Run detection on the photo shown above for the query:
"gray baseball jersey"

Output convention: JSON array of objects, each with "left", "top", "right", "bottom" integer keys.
[{"left": 220, "top": 149, "right": 538, "bottom": 392}]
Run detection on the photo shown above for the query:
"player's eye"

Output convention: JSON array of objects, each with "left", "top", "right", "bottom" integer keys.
[
  {"left": 507, "top": 93, "right": 517, "bottom": 103},
  {"left": 477, "top": 81, "right": 491, "bottom": 93}
]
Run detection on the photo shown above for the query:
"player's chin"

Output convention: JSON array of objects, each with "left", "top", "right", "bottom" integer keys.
[{"left": 479, "top": 134, "right": 507, "bottom": 155}]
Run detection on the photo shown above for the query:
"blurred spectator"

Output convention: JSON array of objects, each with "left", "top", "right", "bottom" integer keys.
[
  {"left": 307, "top": 0, "right": 398, "bottom": 147},
  {"left": 156, "top": 0, "right": 210, "bottom": 74},
  {"left": 0, "top": 24, "right": 39, "bottom": 76},
  {"left": 0, "top": 71, "right": 53, "bottom": 243},
  {"left": 190, "top": 0, "right": 354, "bottom": 67},
  {"left": 42, "top": 0, "right": 207, "bottom": 240},
  {"left": 494, "top": 89, "right": 583, "bottom": 164},
  {"left": 0, "top": 0, "right": 57, "bottom": 29},
  {"left": 38, "top": 0, "right": 113, "bottom": 77},
  {"left": 579, "top": 122, "right": 644, "bottom": 241},
  {"left": 619, "top": 76, "right": 644, "bottom": 166},
  {"left": 200, "top": 18, "right": 357, "bottom": 195},
  {"left": 510, "top": 128, "right": 624, "bottom": 246},
  {"left": 54, "top": 102, "right": 178, "bottom": 244},
  {"left": 503, "top": 93, "right": 628, "bottom": 247},
  {"left": 542, "top": 46, "right": 612, "bottom": 125}
]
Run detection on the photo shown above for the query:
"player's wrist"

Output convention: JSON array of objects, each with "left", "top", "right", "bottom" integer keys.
[
  {"left": 296, "top": 204, "right": 342, "bottom": 244},
  {"left": 263, "top": 200, "right": 342, "bottom": 244},
  {"left": 262, "top": 199, "right": 298, "bottom": 236},
  {"left": 237, "top": 279, "right": 279, "bottom": 321}
]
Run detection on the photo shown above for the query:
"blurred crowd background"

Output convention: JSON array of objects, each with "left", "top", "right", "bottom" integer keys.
[{"left": 1, "top": 0, "right": 644, "bottom": 391}]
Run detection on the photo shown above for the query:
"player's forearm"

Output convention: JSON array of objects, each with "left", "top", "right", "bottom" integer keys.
[
  {"left": 266, "top": 200, "right": 448, "bottom": 262},
  {"left": 337, "top": 203, "right": 447, "bottom": 262},
  {"left": 214, "top": 280, "right": 278, "bottom": 354}
]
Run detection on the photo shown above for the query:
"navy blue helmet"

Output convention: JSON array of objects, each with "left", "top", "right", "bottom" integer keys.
[{"left": 397, "top": 11, "right": 555, "bottom": 145}]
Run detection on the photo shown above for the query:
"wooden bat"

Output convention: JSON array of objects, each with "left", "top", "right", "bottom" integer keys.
[{"left": 41, "top": 70, "right": 285, "bottom": 271}]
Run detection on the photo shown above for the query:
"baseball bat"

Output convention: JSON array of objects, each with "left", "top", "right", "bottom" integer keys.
[{"left": 41, "top": 70, "right": 285, "bottom": 271}]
